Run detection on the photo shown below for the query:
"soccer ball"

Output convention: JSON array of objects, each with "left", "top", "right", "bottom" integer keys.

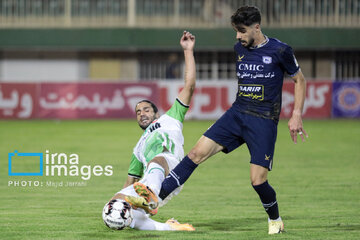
[{"left": 102, "top": 199, "right": 133, "bottom": 230}]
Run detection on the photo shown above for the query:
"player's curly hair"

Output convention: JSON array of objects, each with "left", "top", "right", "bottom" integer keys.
[
  {"left": 231, "top": 6, "right": 261, "bottom": 26},
  {"left": 135, "top": 100, "right": 158, "bottom": 114}
]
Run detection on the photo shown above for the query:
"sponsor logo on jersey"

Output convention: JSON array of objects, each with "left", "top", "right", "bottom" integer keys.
[
  {"left": 149, "top": 122, "right": 161, "bottom": 132},
  {"left": 238, "top": 84, "right": 264, "bottom": 101},
  {"left": 238, "top": 63, "right": 264, "bottom": 71},
  {"left": 237, "top": 54, "right": 245, "bottom": 62},
  {"left": 262, "top": 56, "right": 272, "bottom": 64}
]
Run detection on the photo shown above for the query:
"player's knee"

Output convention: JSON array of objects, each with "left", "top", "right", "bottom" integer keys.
[
  {"left": 250, "top": 164, "right": 268, "bottom": 186},
  {"left": 250, "top": 173, "right": 267, "bottom": 186},
  {"left": 149, "top": 157, "right": 168, "bottom": 169},
  {"left": 188, "top": 148, "right": 206, "bottom": 164},
  {"left": 251, "top": 178, "right": 266, "bottom": 186},
  {"left": 250, "top": 173, "right": 268, "bottom": 185}
]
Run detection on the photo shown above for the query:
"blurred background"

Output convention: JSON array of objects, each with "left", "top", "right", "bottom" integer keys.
[{"left": 0, "top": 0, "right": 359, "bottom": 119}]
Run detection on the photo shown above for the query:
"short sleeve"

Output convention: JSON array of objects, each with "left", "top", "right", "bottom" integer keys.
[
  {"left": 127, "top": 154, "right": 143, "bottom": 178},
  {"left": 279, "top": 45, "right": 300, "bottom": 77},
  {"left": 165, "top": 98, "right": 189, "bottom": 123}
]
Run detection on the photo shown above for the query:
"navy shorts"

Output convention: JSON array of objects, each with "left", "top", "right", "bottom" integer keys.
[{"left": 203, "top": 106, "right": 278, "bottom": 170}]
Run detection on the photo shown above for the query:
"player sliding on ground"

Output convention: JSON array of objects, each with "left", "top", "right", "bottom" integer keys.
[{"left": 102, "top": 31, "right": 196, "bottom": 231}]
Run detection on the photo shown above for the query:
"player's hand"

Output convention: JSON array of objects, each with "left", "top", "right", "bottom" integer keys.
[
  {"left": 288, "top": 111, "right": 308, "bottom": 144},
  {"left": 180, "top": 31, "right": 195, "bottom": 51}
]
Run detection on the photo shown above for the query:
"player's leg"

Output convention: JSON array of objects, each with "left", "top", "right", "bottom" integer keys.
[
  {"left": 243, "top": 114, "right": 283, "bottom": 234},
  {"left": 251, "top": 177, "right": 283, "bottom": 234},
  {"left": 112, "top": 184, "right": 157, "bottom": 215},
  {"left": 125, "top": 195, "right": 158, "bottom": 216},
  {"left": 188, "top": 135, "right": 224, "bottom": 164},
  {"left": 165, "top": 218, "right": 195, "bottom": 231},
  {"left": 131, "top": 209, "right": 195, "bottom": 231},
  {"left": 132, "top": 155, "right": 170, "bottom": 211},
  {"left": 159, "top": 107, "right": 243, "bottom": 200},
  {"left": 158, "top": 135, "right": 223, "bottom": 200},
  {"left": 250, "top": 164, "right": 281, "bottom": 222},
  {"left": 119, "top": 154, "right": 181, "bottom": 214},
  {"left": 251, "top": 166, "right": 284, "bottom": 234},
  {"left": 144, "top": 153, "right": 185, "bottom": 208},
  {"left": 141, "top": 156, "right": 169, "bottom": 196},
  {"left": 131, "top": 209, "right": 171, "bottom": 230}
]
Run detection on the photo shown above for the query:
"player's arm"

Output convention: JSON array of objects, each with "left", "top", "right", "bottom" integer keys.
[
  {"left": 177, "top": 31, "right": 196, "bottom": 106},
  {"left": 123, "top": 153, "right": 143, "bottom": 188},
  {"left": 123, "top": 176, "right": 139, "bottom": 189},
  {"left": 288, "top": 70, "right": 308, "bottom": 143}
]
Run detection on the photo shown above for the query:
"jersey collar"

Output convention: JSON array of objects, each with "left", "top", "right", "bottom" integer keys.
[{"left": 249, "top": 35, "right": 269, "bottom": 49}]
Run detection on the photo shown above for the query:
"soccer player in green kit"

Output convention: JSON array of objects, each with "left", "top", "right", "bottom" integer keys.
[{"left": 105, "top": 31, "right": 196, "bottom": 231}]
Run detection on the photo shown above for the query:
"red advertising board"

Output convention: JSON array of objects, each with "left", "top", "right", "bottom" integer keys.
[
  {"left": 159, "top": 81, "right": 238, "bottom": 119},
  {"left": 0, "top": 82, "right": 158, "bottom": 119},
  {"left": 160, "top": 80, "right": 332, "bottom": 119},
  {"left": 0, "top": 83, "right": 38, "bottom": 119},
  {"left": 38, "top": 83, "right": 158, "bottom": 119},
  {"left": 281, "top": 81, "right": 332, "bottom": 118},
  {"left": 0, "top": 81, "right": 332, "bottom": 119}
]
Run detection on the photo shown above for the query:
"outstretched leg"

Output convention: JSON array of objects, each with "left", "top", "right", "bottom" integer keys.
[
  {"left": 130, "top": 208, "right": 195, "bottom": 231},
  {"left": 141, "top": 156, "right": 169, "bottom": 196},
  {"left": 159, "top": 136, "right": 223, "bottom": 200}
]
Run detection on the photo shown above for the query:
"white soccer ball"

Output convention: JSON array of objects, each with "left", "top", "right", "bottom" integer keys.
[{"left": 102, "top": 199, "right": 133, "bottom": 230}]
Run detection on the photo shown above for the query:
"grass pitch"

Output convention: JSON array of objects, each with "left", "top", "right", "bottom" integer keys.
[{"left": 0, "top": 119, "right": 359, "bottom": 239}]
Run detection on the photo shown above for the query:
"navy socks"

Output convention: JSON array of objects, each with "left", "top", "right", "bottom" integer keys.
[
  {"left": 159, "top": 156, "right": 198, "bottom": 200},
  {"left": 159, "top": 156, "right": 280, "bottom": 220},
  {"left": 252, "top": 180, "right": 279, "bottom": 220}
]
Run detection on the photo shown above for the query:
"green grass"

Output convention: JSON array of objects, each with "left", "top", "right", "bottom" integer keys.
[{"left": 0, "top": 119, "right": 359, "bottom": 239}]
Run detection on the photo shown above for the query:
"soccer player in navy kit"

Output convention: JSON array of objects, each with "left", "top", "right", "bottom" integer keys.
[{"left": 142, "top": 6, "right": 308, "bottom": 234}]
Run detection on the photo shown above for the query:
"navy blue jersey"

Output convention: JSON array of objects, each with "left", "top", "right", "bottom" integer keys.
[{"left": 233, "top": 36, "right": 299, "bottom": 121}]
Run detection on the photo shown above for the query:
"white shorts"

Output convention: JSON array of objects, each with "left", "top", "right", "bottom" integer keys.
[
  {"left": 151, "top": 152, "right": 181, "bottom": 172},
  {"left": 118, "top": 152, "right": 183, "bottom": 207}
]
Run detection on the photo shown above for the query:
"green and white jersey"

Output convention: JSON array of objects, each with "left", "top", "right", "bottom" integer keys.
[{"left": 128, "top": 98, "right": 189, "bottom": 178}]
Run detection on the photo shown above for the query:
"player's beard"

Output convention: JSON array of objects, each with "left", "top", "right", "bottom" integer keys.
[
  {"left": 139, "top": 123, "right": 148, "bottom": 130},
  {"left": 138, "top": 120, "right": 150, "bottom": 130},
  {"left": 138, "top": 115, "right": 156, "bottom": 130},
  {"left": 243, "top": 37, "right": 254, "bottom": 48}
]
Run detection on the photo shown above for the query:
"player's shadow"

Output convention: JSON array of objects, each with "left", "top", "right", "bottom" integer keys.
[
  {"left": 126, "top": 233, "right": 162, "bottom": 239},
  {"left": 299, "top": 223, "right": 360, "bottom": 231},
  {"left": 195, "top": 217, "right": 264, "bottom": 231}
]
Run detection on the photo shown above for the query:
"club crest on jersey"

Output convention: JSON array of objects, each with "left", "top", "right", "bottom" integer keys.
[{"left": 262, "top": 56, "right": 272, "bottom": 64}]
